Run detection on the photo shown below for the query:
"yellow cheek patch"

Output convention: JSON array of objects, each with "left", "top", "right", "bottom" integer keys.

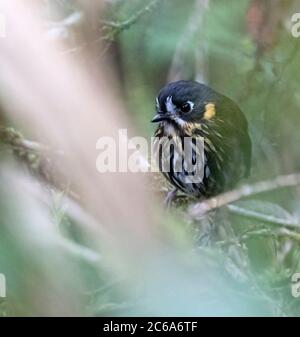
[{"left": 203, "top": 103, "right": 216, "bottom": 120}]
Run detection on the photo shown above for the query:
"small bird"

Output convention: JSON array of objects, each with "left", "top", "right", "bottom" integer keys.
[{"left": 152, "top": 80, "right": 251, "bottom": 202}]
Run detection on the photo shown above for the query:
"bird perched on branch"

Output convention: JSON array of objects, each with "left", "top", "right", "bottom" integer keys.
[{"left": 152, "top": 80, "right": 251, "bottom": 203}]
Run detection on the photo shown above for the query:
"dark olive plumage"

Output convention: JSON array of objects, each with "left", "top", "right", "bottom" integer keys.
[{"left": 152, "top": 80, "right": 252, "bottom": 198}]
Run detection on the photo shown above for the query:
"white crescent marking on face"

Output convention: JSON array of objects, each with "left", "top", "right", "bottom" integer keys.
[
  {"left": 165, "top": 96, "right": 177, "bottom": 114},
  {"left": 187, "top": 101, "right": 195, "bottom": 111},
  {"left": 163, "top": 98, "right": 196, "bottom": 128}
]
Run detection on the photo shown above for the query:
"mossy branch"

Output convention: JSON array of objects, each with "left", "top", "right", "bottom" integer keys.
[{"left": 0, "top": 127, "right": 64, "bottom": 155}]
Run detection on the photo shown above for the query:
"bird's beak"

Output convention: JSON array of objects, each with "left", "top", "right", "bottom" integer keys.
[{"left": 151, "top": 113, "right": 173, "bottom": 123}]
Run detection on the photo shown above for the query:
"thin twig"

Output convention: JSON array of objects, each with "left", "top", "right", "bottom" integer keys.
[
  {"left": 217, "top": 227, "right": 300, "bottom": 248},
  {"left": 189, "top": 173, "right": 300, "bottom": 219},
  {"left": 57, "top": 236, "right": 101, "bottom": 264},
  {"left": 101, "top": 0, "right": 161, "bottom": 41},
  {"left": 15, "top": 176, "right": 105, "bottom": 264},
  {"left": 217, "top": 228, "right": 273, "bottom": 247},
  {"left": 227, "top": 204, "right": 300, "bottom": 230}
]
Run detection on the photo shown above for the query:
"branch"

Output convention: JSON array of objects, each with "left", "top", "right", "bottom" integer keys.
[
  {"left": 57, "top": 236, "right": 101, "bottom": 264},
  {"left": 216, "top": 228, "right": 273, "bottom": 247},
  {"left": 19, "top": 180, "right": 105, "bottom": 264},
  {"left": 0, "top": 127, "right": 63, "bottom": 155},
  {"left": 101, "top": 0, "right": 161, "bottom": 41},
  {"left": 189, "top": 173, "right": 300, "bottom": 219},
  {"left": 227, "top": 204, "right": 300, "bottom": 230},
  {"left": 217, "top": 227, "right": 300, "bottom": 247},
  {"left": 0, "top": 126, "right": 74, "bottom": 196}
]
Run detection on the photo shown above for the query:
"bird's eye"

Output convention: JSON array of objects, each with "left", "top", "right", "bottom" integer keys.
[{"left": 181, "top": 102, "right": 192, "bottom": 113}]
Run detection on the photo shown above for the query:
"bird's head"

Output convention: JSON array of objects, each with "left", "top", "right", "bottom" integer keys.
[{"left": 152, "top": 81, "right": 218, "bottom": 131}]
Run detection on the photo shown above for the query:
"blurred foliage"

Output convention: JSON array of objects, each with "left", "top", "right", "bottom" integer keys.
[{"left": 1, "top": 0, "right": 300, "bottom": 317}]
